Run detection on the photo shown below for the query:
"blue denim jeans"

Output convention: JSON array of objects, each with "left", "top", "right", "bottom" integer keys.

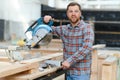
[{"left": 66, "top": 74, "right": 90, "bottom": 80}]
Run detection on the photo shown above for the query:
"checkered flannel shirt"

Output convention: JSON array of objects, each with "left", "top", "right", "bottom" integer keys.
[{"left": 52, "top": 20, "right": 94, "bottom": 75}]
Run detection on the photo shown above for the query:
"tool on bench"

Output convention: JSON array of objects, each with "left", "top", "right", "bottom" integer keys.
[
  {"left": 39, "top": 60, "right": 62, "bottom": 71},
  {"left": 44, "top": 60, "right": 62, "bottom": 67},
  {"left": 18, "top": 18, "right": 69, "bottom": 48},
  {"left": 0, "top": 18, "right": 54, "bottom": 62},
  {"left": 0, "top": 18, "right": 66, "bottom": 62},
  {"left": 23, "top": 18, "right": 69, "bottom": 48}
]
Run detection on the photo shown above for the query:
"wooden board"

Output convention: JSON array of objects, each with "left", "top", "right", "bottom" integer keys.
[
  {"left": 0, "top": 53, "right": 63, "bottom": 78},
  {"left": 90, "top": 44, "right": 106, "bottom": 80},
  {"left": 0, "top": 57, "right": 9, "bottom": 62},
  {"left": 20, "top": 53, "right": 63, "bottom": 64},
  {"left": 30, "top": 48, "right": 63, "bottom": 54},
  {"left": 101, "top": 56, "right": 117, "bottom": 80},
  {"left": 0, "top": 62, "right": 38, "bottom": 78},
  {"left": 4, "top": 67, "right": 61, "bottom": 80},
  {"left": 1, "top": 43, "right": 112, "bottom": 80},
  {"left": 98, "top": 54, "right": 108, "bottom": 80},
  {"left": 0, "top": 40, "right": 63, "bottom": 79},
  {"left": 90, "top": 48, "right": 98, "bottom": 80}
]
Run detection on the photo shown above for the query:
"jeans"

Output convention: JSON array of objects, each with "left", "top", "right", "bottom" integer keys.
[{"left": 66, "top": 74, "right": 90, "bottom": 80}]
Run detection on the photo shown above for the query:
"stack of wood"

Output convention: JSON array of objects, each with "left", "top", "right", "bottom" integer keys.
[
  {"left": 0, "top": 39, "right": 120, "bottom": 80},
  {"left": 90, "top": 45, "right": 120, "bottom": 80},
  {"left": 0, "top": 39, "right": 63, "bottom": 80}
]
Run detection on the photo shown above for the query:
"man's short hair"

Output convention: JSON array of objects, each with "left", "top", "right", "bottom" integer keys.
[{"left": 67, "top": 2, "right": 81, "bottom": 12}]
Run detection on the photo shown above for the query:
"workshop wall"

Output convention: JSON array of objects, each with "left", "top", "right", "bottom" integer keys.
[
  {"left": 41, "top": 5, "right": 120, "bottom": 47},
  {"left": 0, "top": 0, "right": 41, "bottom": 41}
]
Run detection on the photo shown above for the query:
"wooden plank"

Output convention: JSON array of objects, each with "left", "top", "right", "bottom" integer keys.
[
  {"left": 117, "top": 58, "right": 120, "bottom": 80},
  {"left": 20, "top": 53, "right": 63, "bottom": 64},
  {"left": 98, "top": 54, "right": 108, "bottom": 80},
  {"left": 1, "top": 43, "right": 107, "bottom": 79},
  {"left": 51, "top": 39, "right": 62, "bottom": 43},
  {"left": 101, "top": 56, "right": 117, "bottom": 80},
  {"left": 30, "top": 49, "right": 62, "bottom": 54},
  {"left": 0, "top": 57, "right": 9, "bottom": 62},
  {"left": 22, "top": 62, "right": 39, "bottom": 74},
  {"left": 0, "top": 78, "right": 6, "bottom": 80},
  {"left": 90, "top": 48, "right": 98, "bottom": 80},
  {"left": 0, "top": 62, "right": 38, "bottom": 78},
  {"left": 0, "top": 53, "right": 63, "bottom": 78},
  {"left": 90, "top": 44, "right": 106, "bottom": 80},
  {"left": 5, "top": 67, "right": 61, "bottom": 80},
  {"left": 103, "top": 56, "right": 117, "bottom": 65},
  {"left": 92, "top": 44, "right": 106, "bottom": 49},
  {"left": 113, "top": 53, "right": 120, "bottom": 80}
]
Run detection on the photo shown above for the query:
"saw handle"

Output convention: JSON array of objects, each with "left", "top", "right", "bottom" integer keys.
[
  {"left": 37, "top": 17, "right": 53, "bottom": 27},
  {"left": 25, "top": 17, "right": 53, "bottom": 33}
]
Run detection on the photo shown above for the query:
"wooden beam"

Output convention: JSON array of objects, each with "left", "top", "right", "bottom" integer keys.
[
  {"left": 20, "top": 53, "right": 63, "bottom": 64},
  {"left": 90, "top": 44, "right": 106, "bottom": 80},
  {"left": 90, "top": 48, "right": 98, "bottom": 80},
  {"left": 101, "top": 56, "right": 117, "bottom": 80},
  {"left": 98, "top": 54, "right": 108, "bottom": 80},
  {"left": 0, "top": 52, "right": 62, "bottom": 78},
  {"left": 113, "top": 53, "right": 120, "bottom": 80},
  {"left": 0, "top": 62, "right": 38, "bottom": 78},
  {"left": 5, "top": 67, "right": 61, "bottom": 80},
  {"left": 92, "top": 44, "right": 106, "bottom": 49},
  {"left": 30, "top": 49, "right": 62, "bottom": 54},
  {"left": 0, "top": 57, "right": 9, "bottom": 62}
]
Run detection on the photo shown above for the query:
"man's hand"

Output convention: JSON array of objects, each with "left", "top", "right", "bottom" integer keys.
[
  {"left": 62, "top": 61, "right": 70, "bottom": 69},
  {"left": 44, "top": 15, "right": 52, "bottom": 23}
]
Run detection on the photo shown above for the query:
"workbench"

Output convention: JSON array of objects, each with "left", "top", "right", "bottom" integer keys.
[
  {"left": 0, "top": 52, "right": 63, "bottom": 80},
  {"left": 0, "top": 39, "right": 64, "bottom": 80},
  {"left": 0, "top": 39, "right": 119, "bottom": 80}
]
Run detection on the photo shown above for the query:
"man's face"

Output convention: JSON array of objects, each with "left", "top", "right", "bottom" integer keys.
[{"left": 67, "top": 5, "right": 81, "bottom": 24}]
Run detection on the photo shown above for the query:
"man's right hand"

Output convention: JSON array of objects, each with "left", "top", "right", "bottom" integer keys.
[{"left": 44, "top": 15, "right": 52, "bottom": 23}]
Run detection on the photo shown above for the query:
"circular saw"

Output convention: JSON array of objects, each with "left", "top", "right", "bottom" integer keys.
[{"left": 24, "top": 18, "right": 53, "bottom": 48}]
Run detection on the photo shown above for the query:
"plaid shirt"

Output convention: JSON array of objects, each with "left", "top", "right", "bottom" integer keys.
[{"left": 52, "top": 20, "right": 94, "bottom": 75}]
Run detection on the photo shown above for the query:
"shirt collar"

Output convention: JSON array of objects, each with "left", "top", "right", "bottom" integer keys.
[{"left": 68, "top": 20, "right": 85, "bottom": 29}]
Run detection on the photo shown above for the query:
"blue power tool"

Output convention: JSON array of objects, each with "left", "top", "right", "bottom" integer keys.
[{"left": 24, "top": 18, "right": 53, "bottom": 48}]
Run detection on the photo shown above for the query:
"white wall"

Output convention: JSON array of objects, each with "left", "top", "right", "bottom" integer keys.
[
  {"left": 55, "top": 0, "right": 70, "bottom": 9},
  {"left": 0, "top": 0, "right": 41, "bottom": 40},
  {"left": 0, "top": 0, "right": 41, "bottom": 22},
  {"left": 48, "top": 0, "right": 55, "bottom": 7},
  {"left": 54, "top": 0, "right": 120, "bottom": 9}
]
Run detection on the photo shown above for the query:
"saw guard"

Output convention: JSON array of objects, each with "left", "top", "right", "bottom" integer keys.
[{"left": 25, "top": 24, "right": 53, "bottom": 48}]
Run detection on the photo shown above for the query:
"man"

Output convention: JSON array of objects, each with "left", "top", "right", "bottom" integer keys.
[{"left": 43, "top": 2, "right": 94, "bottom": 80}]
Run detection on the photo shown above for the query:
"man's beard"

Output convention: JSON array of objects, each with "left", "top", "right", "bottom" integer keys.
[{"left": 69, "top": 17, "right": 80, "bottom": 24}]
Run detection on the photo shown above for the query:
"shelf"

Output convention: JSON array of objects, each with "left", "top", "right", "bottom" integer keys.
[{"left": 95, "top": 31, "right": 120, "bottom": 34}]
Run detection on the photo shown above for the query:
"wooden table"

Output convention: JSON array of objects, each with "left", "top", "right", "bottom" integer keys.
[{"left": 0, "top": 53, "right": 63, "bottom": 80}]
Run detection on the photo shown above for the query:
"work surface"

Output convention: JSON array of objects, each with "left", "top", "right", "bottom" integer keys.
[
  {"left": 0, "top": 39, "right": 63, "bottom": 80},
  {"left": 0, "top": 52, "right": 63, "bottom": 80},
  {"left": 0, "top": 39, "right": 120, "bottom": 80},
  {"left": 0, "top": 61, "right": 35, "bottom": 78}
]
